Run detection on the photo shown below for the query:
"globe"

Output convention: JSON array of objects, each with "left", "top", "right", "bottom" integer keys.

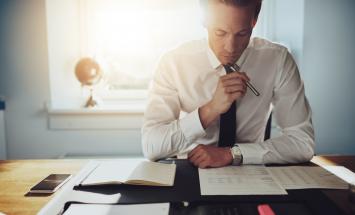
[
  {"left": 75, "top": 57, "right": 102, "bottom": 86},
  {"left": 74, "top": 57, "right": 102, "bottom": 107}
]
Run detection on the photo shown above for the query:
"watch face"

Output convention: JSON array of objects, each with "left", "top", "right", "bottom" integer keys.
[{"left": 232, "top": 146, "right": 242, "bottom": 165}]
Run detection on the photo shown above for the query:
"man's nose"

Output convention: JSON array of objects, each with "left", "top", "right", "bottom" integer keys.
[{"left": 224, "top": 35, "right": 236, "bottom": 54}]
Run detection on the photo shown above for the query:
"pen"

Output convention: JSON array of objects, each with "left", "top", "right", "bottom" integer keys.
[{"left": 227, "top": 64, "right": 260, "bottom": 96}]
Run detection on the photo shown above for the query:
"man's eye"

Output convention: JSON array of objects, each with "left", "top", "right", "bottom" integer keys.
[
  {"left": 215, "top": 30, "right": 226, "bottom": 36},
  {"left": 237, "top": 30, "right": 252, "bottom": 37}
]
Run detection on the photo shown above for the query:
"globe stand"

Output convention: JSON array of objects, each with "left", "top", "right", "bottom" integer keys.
[
  {"left": 75, "top": 57, "right": 102, "bottom": 108},
  {"left": 84, "top": 89, "right": 98, "bottom": 108}
]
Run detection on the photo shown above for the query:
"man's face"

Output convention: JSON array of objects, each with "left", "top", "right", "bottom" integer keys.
[{"left": 205, "top": 2, "right": 257, "bottom": 65}]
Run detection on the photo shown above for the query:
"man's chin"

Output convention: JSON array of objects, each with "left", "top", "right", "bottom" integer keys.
[{"left": 220, "top": 57, "right": 238, "bottom": 65}]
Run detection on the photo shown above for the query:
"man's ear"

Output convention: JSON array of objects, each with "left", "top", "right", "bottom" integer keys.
[{"left": 252, "top": 18, "right": 258, "bottom": 28}]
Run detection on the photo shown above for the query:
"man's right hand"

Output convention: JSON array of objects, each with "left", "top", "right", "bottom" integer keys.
[{"left": 199, "top": 71, "right": 249, "bottom": 129}]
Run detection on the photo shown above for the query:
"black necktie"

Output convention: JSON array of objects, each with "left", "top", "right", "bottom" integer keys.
[{"left": 218, "top": 65, "right": 236, "bottom": 147}]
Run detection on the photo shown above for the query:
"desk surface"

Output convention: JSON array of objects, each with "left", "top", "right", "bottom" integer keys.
[
  {"left": 0, "top": 156, "right": 354, "bottom": 215},
  {"left": 0, "top": 160, "right": 87, "bottom": 215}
]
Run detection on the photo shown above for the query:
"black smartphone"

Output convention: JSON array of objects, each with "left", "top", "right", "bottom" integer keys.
[{"left": 29, "top": 174, "right": 72, "bottom": 194}]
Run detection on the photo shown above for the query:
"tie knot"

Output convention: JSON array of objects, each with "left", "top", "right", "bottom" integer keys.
[{"left": 223, "top": 65, "right": 234, "bottom": 74}]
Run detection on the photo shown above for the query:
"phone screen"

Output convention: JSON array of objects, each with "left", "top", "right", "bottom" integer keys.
[{"left": 30, "top": 174, "right": 72, "bottom": 193}]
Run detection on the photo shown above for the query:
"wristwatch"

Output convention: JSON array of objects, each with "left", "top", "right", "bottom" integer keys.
[{"left": 230, "top": 145, "right": 243, "bottom": 166}]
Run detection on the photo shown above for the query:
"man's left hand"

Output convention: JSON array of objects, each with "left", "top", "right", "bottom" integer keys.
[{"left": 188, "top": 144, "right": 233, "bottom": 168}]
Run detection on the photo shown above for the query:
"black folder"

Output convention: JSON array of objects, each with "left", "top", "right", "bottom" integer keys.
[{"left": 67, "top": 159, "right": 345, "bottom": 215}]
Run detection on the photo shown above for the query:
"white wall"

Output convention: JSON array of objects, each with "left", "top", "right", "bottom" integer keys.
[{"left": 0, "top": 0, "right": 143, "bottom": 159}]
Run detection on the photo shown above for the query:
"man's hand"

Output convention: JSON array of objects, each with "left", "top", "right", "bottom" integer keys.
[
  {"left": 188, "top": 144, "right": 233, "bottom": 168},
  {"left": 210, "top": 71, "right": 249, "bottom": 114},
  {"left": 199, "top": 71, "right": 249, "bottom": 129}
]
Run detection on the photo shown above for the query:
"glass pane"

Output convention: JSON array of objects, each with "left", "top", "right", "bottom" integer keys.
[{"left": 84, "top": 0, "right": 205, "bottom": 90}]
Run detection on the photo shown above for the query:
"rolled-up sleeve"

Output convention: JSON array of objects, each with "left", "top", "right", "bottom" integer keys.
[
  {"left": 142, "top": 55, "right": 206, "bottom": 161},
  {"left": 239, "top": 49, "right": 315, "bottom": 164}
]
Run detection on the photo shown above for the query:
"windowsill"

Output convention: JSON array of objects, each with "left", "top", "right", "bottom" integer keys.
[
  {"left": 48, "top": 106, "right": 145, "bottom": 115},
  {"left": 47, "top": 101, "right": 145, "bottom": 130},
  {"left": 47, "top": 99, "right": 146, "bottom": 114}
]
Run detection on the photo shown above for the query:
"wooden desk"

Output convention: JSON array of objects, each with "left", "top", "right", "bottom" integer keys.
[
  {"left": 0, "top": 156, "right": 354, "bottom": 215},
  {"left": 0, "top": 160, "right": 87, "bottom": 215}
]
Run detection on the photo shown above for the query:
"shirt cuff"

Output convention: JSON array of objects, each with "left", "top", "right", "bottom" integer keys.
[
  {"left": 179, "top": 108, "right": 206, "bottom": 143},
  {"left": 177, "top": 143, "right": 199, "bottom": 159},
  {"left": 237, "top": 143, "right": 269, "bottom": 164}
]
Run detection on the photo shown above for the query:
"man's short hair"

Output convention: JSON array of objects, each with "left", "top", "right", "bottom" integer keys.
[{"left": 200, "top": 0, "right": 262, "bottom": 20}]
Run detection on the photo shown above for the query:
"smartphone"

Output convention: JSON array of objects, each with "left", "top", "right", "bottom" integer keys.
[{"left": 29, "top": 174, "right": 72, "bottom": 194}]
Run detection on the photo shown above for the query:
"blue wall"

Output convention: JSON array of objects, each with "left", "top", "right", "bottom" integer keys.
[
  {"left": 261, "top": 0, "right": 355, "bottom": 154},
  {"left": 0, "top": 0, "right": 354, "bottom": 158},
  {"left": 302, "top": 0, "right": 355, "bottom": 154},
  {"left": 0, "top": 0, "right": 143, "bottom": 159}
]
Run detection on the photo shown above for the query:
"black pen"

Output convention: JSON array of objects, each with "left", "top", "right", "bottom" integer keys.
[{"left": 227, "top": 64, "right": 260, "bottom": 96}]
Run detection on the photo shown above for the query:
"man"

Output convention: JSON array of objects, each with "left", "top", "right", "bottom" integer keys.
[{"left": 142, "top": 0, "right": 315, "bottom": 168}]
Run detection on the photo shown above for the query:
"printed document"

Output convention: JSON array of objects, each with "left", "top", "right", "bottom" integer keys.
[
  {"left": 199, "top": 165, "right": 287, "bottom": 195},
  {"left": 268, "top": 166, "right": 349, "bottom": 189}
]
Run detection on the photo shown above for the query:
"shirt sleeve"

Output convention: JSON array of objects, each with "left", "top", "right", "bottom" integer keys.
[
  {"left": 238, "top": 48, "right": 315, "bottom": 164},
  {"left": 141, "top": 55, "right": 206, "bottom": 161}
]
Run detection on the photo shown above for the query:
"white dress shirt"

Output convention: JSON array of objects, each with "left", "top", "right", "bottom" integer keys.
[{"left": 142, "top": 37, "right": 315, "bottom": 164}]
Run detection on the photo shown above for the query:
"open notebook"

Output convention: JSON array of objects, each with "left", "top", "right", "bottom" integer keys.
[{"left": 79, "top": 159, "right": 176, "bottom": 186}]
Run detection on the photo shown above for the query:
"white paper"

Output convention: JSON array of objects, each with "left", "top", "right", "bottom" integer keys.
[
  {"left": 81, "top": 159, "right": 144, "bottom": 185},
  {"left": 127, "top": 161, "right": 176, "bottom": 186},
  {"left": 321, "top": 166, "right": 355, "bottom": 184},
  {"left": 63, "top": 203, "right": 170, "bottom": 215},
  {"left": 199, "top": 165, "right": 287, "bottom": 195},
  {"left": 268, "top": 166, "right": 349, "bottom": 189},
  {"left": 81, "top": 159, "right": 176, "bottom": 186}
]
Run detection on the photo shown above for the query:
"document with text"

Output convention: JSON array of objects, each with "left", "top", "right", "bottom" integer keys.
[
  {"left": 268, "top": 166, "right": 349, "bottom": 189},
  {"left": 199, "top": 165, "right": 287, "bottom": 195}
]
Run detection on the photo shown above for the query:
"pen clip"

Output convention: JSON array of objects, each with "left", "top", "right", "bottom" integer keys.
[
  {"left": 226, "top": 63, "right": 260, "bottom": 96},
  {"left": 231, "top": 64, "right": 240, "bottom": 72}
]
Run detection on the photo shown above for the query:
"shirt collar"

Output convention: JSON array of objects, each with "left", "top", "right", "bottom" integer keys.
[
  {"left": 206, "top": 39, "right": 252, "bottom": 70},
  {"left": 207, "top": 44, "right": 221, "bottom": 70}
]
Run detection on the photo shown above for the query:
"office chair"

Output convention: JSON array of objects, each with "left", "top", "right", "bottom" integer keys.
[{"left": 264, "top": 113, "right": 272, "bottom": 141}]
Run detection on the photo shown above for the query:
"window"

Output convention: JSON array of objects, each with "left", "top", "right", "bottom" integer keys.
[
  {"left": 81, "top": 0, "right": 205, "bottom": 98},
  {"left": 46, "top": 0, "right": 270, "bottom": 109}
]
